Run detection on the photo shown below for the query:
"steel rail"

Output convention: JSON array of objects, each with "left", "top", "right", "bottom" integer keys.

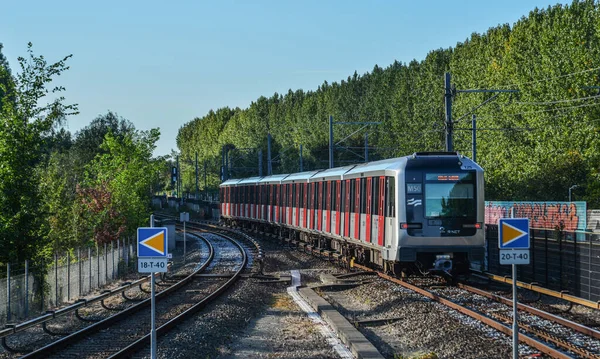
[
  {"left": 458, "top": 283, "right": 600, "bottom": 340},
  {"left": 108, "top": 232, "right": 249, "bottom": 358},
  {"left": 0, "top": 275, "right": 156, "bottom": 343},
  {"left": 480, "top": 272, "right": 600, "bottom": 310},
  {"left": 20, "top": 234, "right": 215, "bottom": 358},
  {"left": 491, "top": 312, "right": 600, "bottom": 359},
  {"left": 351, "top": 263, "right": 573, "bottom": 359}
]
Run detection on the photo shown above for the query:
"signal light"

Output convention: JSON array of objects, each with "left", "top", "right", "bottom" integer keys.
[
  {"left": 463, "top": 223, "right": 482, "bottom": 229},
  {"left": 400, "top": 223, "right": 422, "bottom": 229}
]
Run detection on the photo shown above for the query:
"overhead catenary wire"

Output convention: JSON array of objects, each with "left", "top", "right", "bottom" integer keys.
[
  {"left": 513, "top": 93, "right": 600, "bottom": 106},
  {"left": 496, "top": 66, "right": 600, "bottom": 90},
  {"left": 476, "top": 100, "right": 600, "bottom": 119}
]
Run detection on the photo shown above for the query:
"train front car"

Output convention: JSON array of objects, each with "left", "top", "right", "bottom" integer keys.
[{"left": 398, "top": 152, "right": 485, "bottom": 276}]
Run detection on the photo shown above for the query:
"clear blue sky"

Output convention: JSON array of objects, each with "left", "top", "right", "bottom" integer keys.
[{"left": 1, "top": 0, "right": 568, "bottom": 156}]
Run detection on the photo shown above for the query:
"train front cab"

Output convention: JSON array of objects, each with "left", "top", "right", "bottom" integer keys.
[{"left": 398, "top": 152, "right": 485, "bottom": 274}]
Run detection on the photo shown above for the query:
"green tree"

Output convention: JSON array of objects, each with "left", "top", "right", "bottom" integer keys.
[
  {"left": 78, "top": 129, "right": 162, "bottom": 243},
  {"left": 0, "top": 43, "right": 77, "bottom": 263}
]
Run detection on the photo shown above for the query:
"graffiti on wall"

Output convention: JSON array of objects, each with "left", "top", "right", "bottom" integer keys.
[{"left": 485, "top": 201, "right": 587, "bottom": 231}]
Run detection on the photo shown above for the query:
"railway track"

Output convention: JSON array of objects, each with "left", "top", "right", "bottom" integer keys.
[
  {"left": 15, "top": 229, "right": 251, "bottom": 358},
  {"left": 350, "top": 263, "right": 600, "bottom": 359},
  {"left": 154, "top": 216, "right": 600, "bottom": 358}
]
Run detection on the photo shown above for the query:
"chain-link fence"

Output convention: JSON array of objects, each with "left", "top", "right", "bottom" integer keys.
[{"left": 0, "top": 237, "right": 136, "bottom": 325}]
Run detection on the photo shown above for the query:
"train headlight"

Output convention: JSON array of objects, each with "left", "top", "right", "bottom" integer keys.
[{"left": 400, "top": 223, "right": 422, "bottom": 230}]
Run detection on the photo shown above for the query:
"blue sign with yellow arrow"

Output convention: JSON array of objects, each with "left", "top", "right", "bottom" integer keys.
[{"left": 498, "top": 218, "right": 530, "bottom": 249}]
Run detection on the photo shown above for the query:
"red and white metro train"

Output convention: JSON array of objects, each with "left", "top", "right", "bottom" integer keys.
[{"left": 219, "top": 152, "right": 485, "bottom": 275}]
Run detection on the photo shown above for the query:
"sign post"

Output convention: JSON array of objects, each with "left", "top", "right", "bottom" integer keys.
[
  {"left": 180, "top": 212, "right": 189, "bottom": 263},
  {"left": 138, "top": 225, "right": 168, "bottom": 359},
  {"left": 498, "top": 218, "right": 530, "bottom": 359}
]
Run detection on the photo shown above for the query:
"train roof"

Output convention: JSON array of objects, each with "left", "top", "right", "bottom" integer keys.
[
  {"left": 220, "top": 178, "right": 242, "bottom": 187},
  {"left": 281, "top": 170, "right": 322, "bottom": 184},
  {"left": 308, "top": 165, "right": 357, "bottom": 182},
  {"left": 257, "top": 173, "right": 290, "bottom": 184},
  {"left": 237, "top": 176, "right": 263, "bottom": 185},
  {"left": 343, "top": 157, "right": 406, "bottom": 179}
]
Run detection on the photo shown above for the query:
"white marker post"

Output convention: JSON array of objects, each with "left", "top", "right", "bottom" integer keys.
[
  {"left": 499, "top": 216, "right": 530, "bottom": 359},
  {"left": 150, "top": 217, "right": 156, "bottom": 359},
  {"left": 139, "top": 220, "right": 168, "bottom": 359},
  {"left": 180, "top": 212, "right": 189, "bottom": 264}
]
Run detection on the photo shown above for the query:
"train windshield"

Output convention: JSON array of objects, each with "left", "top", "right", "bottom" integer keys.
[{"left": 424, "top": 173, "right": 475, "bottom": 218}]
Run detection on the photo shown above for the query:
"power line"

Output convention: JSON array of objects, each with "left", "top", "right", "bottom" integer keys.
[
  {"left": 513, "top": 94, "right": 600, "bottom": 106},
  {"left": 496, "top": 66, "right": 600, "bottom": 89},
  {"left": 476, "top": 100, "right": 600, "bottom": 119}
]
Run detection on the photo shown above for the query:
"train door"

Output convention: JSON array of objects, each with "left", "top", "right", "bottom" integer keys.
[
  {"left": 287, "top": 184, "right": 292, "bottom": 225},
  {"left": 325, "top": 181, "right": 331, "bottom": 233},
  {"left": 250, "top": 185, "right": 253, "bottom": 218},
  {"left": 274, "top": 184, "right": 279, "bottom": 222},
  {"left": 317, "top": 182, "right": 322, "bottom": 231},
  {"left": 344, "top": 180, "right": 350, "bottom": 237},
  {"left": 335, "top": 180, "right": 341, "bottom": 235},
  {"left": 267, "top": 185, "right": 272, "bottom": 222},
  {"left": 308, "top": 183, "right": 315, "bottom": 229},
  {"left": 255, "top": 184, "right": 258, "bottom": 219},
  {"left": 302, "top": 183, "right": 308, "bottom": 228},
  {"left": 377, "top": 177, "right": 386, "bottom": 246},
  {"left": 365, "top": 178, "right": 372, "bottom": 243},
  {"left": 354, "top": 179, "right": 361, "bottom": 240},
  {"left": 233, "top": 187, "right": 237, "bottom": 217},
  {"left": 296, "top": 183, "right": 301, "bottom": 227}
]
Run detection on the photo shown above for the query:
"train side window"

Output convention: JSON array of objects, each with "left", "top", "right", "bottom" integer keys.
[
  {"left": 322, "top": 182, "right": 327, "bottom": 210},
  {"left": 292, "top": 184, "right": 296, "bottom": 207},
  {"left": 360, "top": 179, "right": 366, "bottom": 214},
  {"left": 331, "top": 181, "right": 336, "bottom": 211},
  {"left": 340, "top": 181, "right": 345, "bottom": 212},
  {"left": 385, "top": 177, "right": 394, "bottom": 217},
  {"left": 350, "top": 180, "right": 355, "bottom": 211},
  {"left": 373, "top": 179, "right": 379, "bottom": 216},
  {"left": 306, "top": 184, "right": 310, "bottom": 210},
  {"left": 319, "top": 182, "right": 323, "bottom": 210}
]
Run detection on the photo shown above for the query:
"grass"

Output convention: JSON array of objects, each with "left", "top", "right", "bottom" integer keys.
[{"left": 394, "top": 352, "right": 438, "bottom": 359}]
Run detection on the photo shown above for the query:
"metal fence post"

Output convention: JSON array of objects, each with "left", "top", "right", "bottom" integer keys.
[
  {"left": 589, "top": 233, "right": 593, "bottom": 300},
  {"left": 559, "top": 230, "right": 563, "bottom": 290},
  {"left": 117, "top": 239, "right": 121, "bottom": 277},
  {"left": 40, "top": 259, "right": 44, "bottom": 312},
  {"left": 111, "top": 241, "right": 115, "bottom": 280},
  {"left": 104, "top": 242, "right": 108, "bottom": 282},
  {"left": 574, "top": 233, "right": 578, "bottom": 296},
  {"left": 67, "top": 251, "right": 71, "bottom": 301},
  {"left": 78, "top": 248, "right": 82, "bottom": 297},
  {"left": 24, "top": 259, "right": 29, "bottom": 318},
  {"left": 531, "top": 230, "right": 536, "bottom": 282},
  {"left": 97, "top": 244, "right": 100, "bottom": 288},
  {"left": 7, "top": 263, "right": 11, "bottom": 322},
  {"left": 544, "top": 230, "right": 549, "bottom": 286},
  {"left": 88, "top": 247, "right": 92, "bottom": 293},
  {"left": 54, "top": 253, "right": 58, "bottom": 306}
]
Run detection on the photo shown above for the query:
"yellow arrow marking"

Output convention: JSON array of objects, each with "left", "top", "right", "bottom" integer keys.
[
  {"left": 502, "top": 222, "right": 527, "bottom": 246},
  {"left": 141, "top": 231, "right": 165, "bottom": 255}
]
